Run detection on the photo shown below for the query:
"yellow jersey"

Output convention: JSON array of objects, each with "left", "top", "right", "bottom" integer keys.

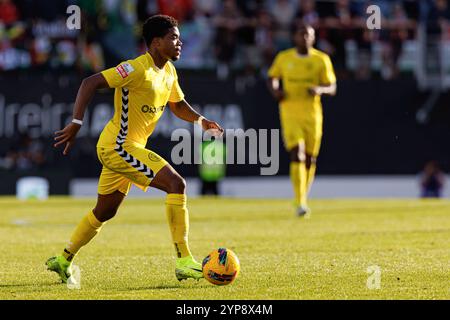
[
  {"left": 268, "top": 47, "right": 336, "bottom": 120},
  {"left": 98, "top": 52, "right": 184, "bottom": 149}
]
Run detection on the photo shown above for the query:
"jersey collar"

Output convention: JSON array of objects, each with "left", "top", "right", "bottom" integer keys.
[{"left": 146, "top": 52, "right": 165, "bottom": 73}]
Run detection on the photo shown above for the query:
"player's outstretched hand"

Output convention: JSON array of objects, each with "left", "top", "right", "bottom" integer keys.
[
  {"left": 54, "top": 122, "right": 81, "bottom": 155},
  {"left": 308, "top": 87, "right": 321, "bottom": 96},
  {"left": 273, "top": 89, "right": 285, "bottom": 102},
  {"left": 202, "top": 119, "right": 224, "bottom": 138}
]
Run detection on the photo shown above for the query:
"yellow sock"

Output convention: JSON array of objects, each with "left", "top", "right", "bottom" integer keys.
[
  {"left": 306, "top": 162, "right": 317, "bottom": 194},
  {"left": 290, "top": 162, "right": 307, "bottom": 207},
  {"left": 165, "top": 194, "right": 192, "bottom": 258},
  {"left": 62, "top": 211, "right": 104, "bottom": 262}
]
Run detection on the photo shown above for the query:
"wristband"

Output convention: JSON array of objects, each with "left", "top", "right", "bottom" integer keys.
[
  {"left": 72, "top": 119, "right": 83, "bottom": 126},
  {"left": 196, "top": 116, "right": 205, "bottom": 126}
]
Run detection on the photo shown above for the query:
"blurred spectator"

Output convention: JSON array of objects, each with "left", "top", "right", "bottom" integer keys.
[
  {"left": 420, "top": 161, "right": 446, "bottom": 198},
  {"left": 0, "top": 0, "right": 27, "bottom": 71},
  {"left": 78, "top": 35, "right": 105, "bottom": 73},
  {"left": 0, "top": 0, "right": 424, "bottom": 80},
  {"left": 351, "top": 1, "right": 376, "bottom": 80},
  {"left": 194, "top": 0, "right": 220, "bottom": 16},
  {"left": 320, "top": 0, "right": 358, "bottom": 77},
  {"left": 269, "top": 0, "right": 297, "bottom": 51},
  {"left": 403, "top": 0, "right": 420, "bottom": 21},
  {"left": 270, "top": 0, "right": 297, "bottom": 27},
  {"left": 1, "top": 133, "right": 47, "bottom": 171},
  {"left": 100, "top": 0, "right": 138, "bottom": 64},
  {"left": 30, "top": 36, "right": 51, "bottom": 67},
  {"left": 54, "top": 39, "right": 77, "bottom": 68},
  {"left": 380, "top": 2, "right": 416, "bottom": 80},
  {"left": 31, "top": 0, "right": 68, "bottom": 22},
  {"left": 427, "top": 0, "right": 450, "bottom": 35},
  {"left": 0, "top": 147, "right": 15, "bottom": 170},
  {"left": 235, "top": 1, "right": 260, "bottom": 74},
  {"left": 0, "top": 0, "right": 19, "bottom": 25},
  {"left": 158, "top": 0, "right": 194, "bottom": 23},
  {"left": 198, "top": 140, "right": 226, "bottom": 196},
  {"left": 137, "top": 0, "right": 159, "bottom": 23},
  {"left": 255, "top": 8, "right": 276, "bottom": 74},
  {"left": 213, "top": 0, "right": 245, "bottom": 79},
  {"left": 294, "top": 0, "right": 320, "bottom": 29},
  {"left": 78, "top": 0, "right": 103, "bottom": 40},
  {"left": 176, "top": 8, "right": 214, "bottom": 68},
  {"left": 372, "top": 0, "right": 393, "bottom": 18}
]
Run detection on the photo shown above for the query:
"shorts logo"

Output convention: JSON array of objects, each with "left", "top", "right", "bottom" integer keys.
[
  {"left": 116, "top": 63, "right": 134, "bottom": 79},
  {"left": 148, "top": 153, "right": 161, "bottom": 162}
]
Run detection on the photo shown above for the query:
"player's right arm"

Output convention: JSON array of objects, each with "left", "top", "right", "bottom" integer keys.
[
  {"left": 55, "top": 60, "right": 143, "bottom": 155},
  {"left": 268, "top": 77, "right": 286, "bottom": 102},
  {"left": 267, "top": 53, "right": 286, "bottom": 102},
  {"left": 54, "top": 73, "right": 109, "bottom": 155}
]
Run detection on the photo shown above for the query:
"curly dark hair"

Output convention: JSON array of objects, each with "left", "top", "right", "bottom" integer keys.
[
  {"left": 142, "top": 15, "right": 178, "bottom": 47},
  {"left": 292, "top": 20, "right": 314, "bottom": 35}
]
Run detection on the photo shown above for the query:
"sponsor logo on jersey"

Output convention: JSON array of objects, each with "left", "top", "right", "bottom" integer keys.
[
  {"left": 141, "top": 105, "right": 165, "bottom": 114},
  {"left": 122, "top": 63, "right": 134, "bottom": 74},
  {"left": 116, "top": 63, "right": 134, "bottom": 79}
]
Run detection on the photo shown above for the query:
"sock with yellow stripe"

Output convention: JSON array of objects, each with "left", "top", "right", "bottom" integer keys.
[
  {"left": 165, "top": 194, "right": 192, "bottom": 258},
  {"left": 62, "top": 210, "right": 104, "bottom": 262},
  {"left": 306, "top": 162, "right": 317, "bottom": 194},
  {"left": 290, "top": 161, "right": 307, "bottom": 208}
]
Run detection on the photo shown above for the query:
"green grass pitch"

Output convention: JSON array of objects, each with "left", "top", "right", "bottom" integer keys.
[{"left": 0, "top": 196, "right": 449, "bottom": 300}]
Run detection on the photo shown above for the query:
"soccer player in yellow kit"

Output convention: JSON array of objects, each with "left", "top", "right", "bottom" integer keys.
[
  {"left": 46, "top": 15, "right": 223, "bottom": 283},
  {"left": 268, "top": 23, "right": 336, "bottom": 217}
]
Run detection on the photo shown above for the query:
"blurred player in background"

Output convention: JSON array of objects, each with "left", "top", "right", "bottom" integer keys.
[
  {"left": 199, "top": 140, "right": 226, "bottom": 196},
  {"left": 46, "top": 15, "right": 223, "bottom": 283},
  {"left": 420, "top": 160, "right": 445, "bottom": 198},
  {"left": 268, "top": 23, "right": 336, "bottom": 217}
]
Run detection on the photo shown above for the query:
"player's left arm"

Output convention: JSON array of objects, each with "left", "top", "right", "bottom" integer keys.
[
  {"left": 308, "top": 55, "right": 337, "bottom": 97},
  {"left": 308, "top": 83, "right": 337, "bottom": 96},
  {"left": 168, "top": 99, "right": 224, "bottom": 137},
  {"left": 168, "top": 67, "right": 223, "bottom": 137}
]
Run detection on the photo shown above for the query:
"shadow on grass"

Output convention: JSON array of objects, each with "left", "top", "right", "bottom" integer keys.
[
  {"left": 124, "top": 283, "right": 210, "bottom": 291},
  {"left": 0, "top": 281, "right": 63, "bottom": 290}
]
